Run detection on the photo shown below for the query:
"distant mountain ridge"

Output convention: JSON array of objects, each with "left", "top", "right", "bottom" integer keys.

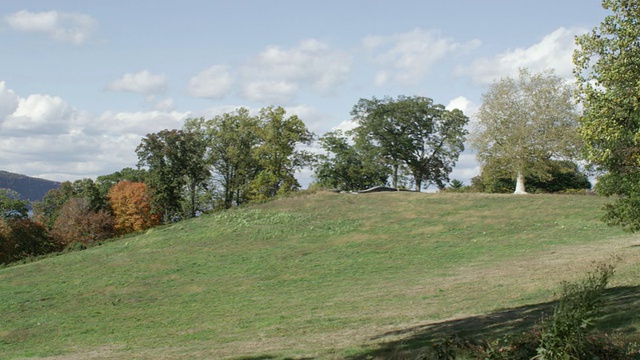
[{"left": 0, "top": 170, "right": 61, "bottom": 202}]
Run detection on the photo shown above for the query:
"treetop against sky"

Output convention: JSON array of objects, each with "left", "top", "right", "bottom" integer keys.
[{"left": 0, "top": 1, "right": 607, "bottom": 186}]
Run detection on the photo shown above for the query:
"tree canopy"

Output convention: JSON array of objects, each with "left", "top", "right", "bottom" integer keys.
[
  {"left": 471, "top": 68, "right": 580, "bottom": 194},
  {"left": 351, "top": 95, "right": 468, "bottom": 191},
  {"left": 313, "top": 130, "right": 390, "bottom": 191},
  {"left": 574, "top": 0, "right": 640, "bottom": 231}
]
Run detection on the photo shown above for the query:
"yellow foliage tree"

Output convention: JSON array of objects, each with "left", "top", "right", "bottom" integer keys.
[{"left": 108, "top": 180, "right": 160, "bottom": 235}]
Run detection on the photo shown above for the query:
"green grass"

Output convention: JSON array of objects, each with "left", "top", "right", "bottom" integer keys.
[{"left": 1, "top": 191, "right": 639, "bottom": 359}]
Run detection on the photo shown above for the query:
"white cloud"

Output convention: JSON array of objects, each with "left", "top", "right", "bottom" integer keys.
[
  {"left": 187, "top": 65, "right": 234, "bottom": 99},
  {"left": 0, "top": 81, "right": 19, "bottom": 121},
  {"left": 240, "top": 39, "right": 352, "bottom": 103},
  {"left": 94, "top": 110, "right": 189, "bottom": 137},
  {"left": 107, "top": 70, "right": 167, "bottom": 94},
  {"left": 364, "top": 28, "right": 481, "bottom": 86},
  {"left": 2, "top": 94, "right": 80, "bottom": 134},
  {"left": 456, "top": 27, "right": 585, "bottom": 85},
  {"left": 153, "top": 97, "right": 175, "bottom": 111},
  {"left": 5, "top": 10, "right": 96, "bottom": 45},
  {"left": 0, "top": 83, "right": 193, "bottom": 181},
  {"left": 242, "top": 80, "right": 299, "bottom": 104},
  {"left": 332, "top": 120, "right": 358, "bottom": 133}
]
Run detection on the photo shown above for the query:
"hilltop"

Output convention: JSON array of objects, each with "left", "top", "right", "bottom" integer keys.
[
  {"left": 0, "top": 170, "right": 60, "bottom": 202},
  {"left": 1, "top": 191, "right": 639, "bottom": 359}
]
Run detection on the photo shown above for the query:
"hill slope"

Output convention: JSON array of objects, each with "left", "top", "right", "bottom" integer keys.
[
  {"left": 1, "top": 192, "right": 639, "bottom": 359},
  {"left": 0, "top": 170, "right": 60, "bottom": 202}
]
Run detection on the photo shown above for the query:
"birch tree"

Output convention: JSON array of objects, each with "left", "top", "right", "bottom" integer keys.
[{"left": 471, "top": 69, "right": 580, "bottom": 194}]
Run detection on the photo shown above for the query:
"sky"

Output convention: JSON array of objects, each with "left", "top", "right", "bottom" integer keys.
[{"left": 0, "top": 1, "right": 609, "bottom": 188}]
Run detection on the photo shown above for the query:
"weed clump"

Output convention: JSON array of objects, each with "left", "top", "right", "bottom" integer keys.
[{"left": 427, "top": 258, "right": 640, "bottom": 360}]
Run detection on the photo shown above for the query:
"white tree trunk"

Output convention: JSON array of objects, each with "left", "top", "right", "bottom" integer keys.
[{"left": 514, "top": 171, "right": 527, "bottom": 194}]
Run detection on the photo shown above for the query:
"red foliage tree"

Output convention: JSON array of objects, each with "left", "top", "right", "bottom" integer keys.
[
  {"left": 108, "top": 180, "right": 160, "bottom": 235},
  {"left": 50, "top": 198, "right": 114, "bottom": 246}
]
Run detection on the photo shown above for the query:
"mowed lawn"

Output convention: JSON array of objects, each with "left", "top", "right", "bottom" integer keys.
[{"left": 1, "top": 191, "right": 639, "bottom": 359}]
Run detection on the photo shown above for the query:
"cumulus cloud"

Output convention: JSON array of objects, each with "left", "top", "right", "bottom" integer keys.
[
  {"left": 456, "top": 27, "right": 586, "bottom": 85},
  {"left": 5, "top": 10, "right": 96, "bottom": 45},
  {"left": 107, "top": 70, "right": 167, "bottom": 94},
  {"left": 240, "top": 39, "right": 352, "bottom": 103},
  {"left": 2, "top": 94, "right": 79, "bottom": 135},
  {"left": 153, "top": 97, "right": 175, "bottom": 111},
  {"left": 0, "top": 82, "right": 19, "bottom": 121},
  {"left": 364, "top": 28, "right": 481, "bottom": 86},
  {"left": 0, "top": 83, "right": 192, "bottom": 181},
  {"left": 242, "top": 80, "right": 299, "bottom": 104},
  {"left": 187, "top": 65, "right": 234, "bottom": 99},
  {"left": 94, "top": 110, "right": 189, "bottom": 137}
]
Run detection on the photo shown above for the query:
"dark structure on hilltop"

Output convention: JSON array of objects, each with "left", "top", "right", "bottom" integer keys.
[{"left": 0, "top": 170, "right": 61, "bottom": 202}]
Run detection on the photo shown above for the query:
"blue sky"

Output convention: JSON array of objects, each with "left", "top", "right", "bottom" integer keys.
[{"left": 0, "top": 1, "right": 607, "bottom": 186}]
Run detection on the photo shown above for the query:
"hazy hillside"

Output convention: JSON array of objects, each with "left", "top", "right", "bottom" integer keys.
[
  {"left": 1, "top": 191, "right": 638, "bottom": 359},
  {"left": 0, "top": 170, "right": 60, "bottom": 202}
]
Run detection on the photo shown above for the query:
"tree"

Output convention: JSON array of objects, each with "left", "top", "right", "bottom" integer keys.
[
  {"left": 181, "top": 121, "right": 211, "bottom": 218},
  {"left": 574, "top": 0, "right": 640, "bottom": 231},
  {"left": 50, "top": 197, "right": 114, "bottom": 247},
  {"left": 477, "top": 160, "right": 591, "bottom": 193},
  {"left": 0, "top": 218, "right": 55, "bottom": 264},
  {"left": 193, "top": 109, "right": 261, "bottom": 209},
  {"left": 96, "top": 167, "right": 148, "bottom": 199},
  {"left": 32, "top": 181, "right": 75, "bottom": 229},
  {"left": 352, "top": 96, "right": 468, "bottom": 191},
  {"left": 108, "top": 180, "right": 159, "bottom": 235},
  {"left": 0, "top": 188, "right": 29, "bottom": 220},
  {"left": 32, "top": 179, "right": 106, "bottom": 229},
  {"left": 471, "top": 69, "right": 580, "bottom": 194},
  {"left": 249, "top": 106, "right": 314, "bottom": 200},
  {"left": 136, "top": 128, "right": 209, "bottom": 222},
  {"left": 313, "top": 130, "right": 390, "bottom": 191}
]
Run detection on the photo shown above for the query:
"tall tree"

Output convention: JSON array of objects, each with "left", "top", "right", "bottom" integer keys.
[
  {"left": 574, "top": 0, "right": 640, "bottom": 230},
  {"left": 313, "top": 130, "right": 390, "bottom": 191},
  {"left": 198, "top": 109, "right": 261, "bottom": 208},
  {"left": 181, "top": 121, "right": 211, "bottom": 218},
  {"left": 471, "top": 69, "right": 580, "bottom": 194},
  {"left": 136, "top": 128, "right": 209, "bottom": 221},
  {"left": 249, "top": 106, "right": 314, "bottom": 200},
  {"left": 352, "top": 96, "right": 468, "bottom": 191}
]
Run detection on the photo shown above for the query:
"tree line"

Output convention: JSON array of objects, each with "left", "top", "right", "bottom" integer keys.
[{"left": 10, "top": 0, "right": 640, "bottom": 263}]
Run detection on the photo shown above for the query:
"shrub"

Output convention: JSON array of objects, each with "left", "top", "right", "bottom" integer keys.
[{"left": 533, "top": 260, "right": 615, "bottom": 359}]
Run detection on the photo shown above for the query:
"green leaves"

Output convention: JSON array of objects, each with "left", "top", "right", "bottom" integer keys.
[
  {"left": 351, "top": 95, "right": 469, "bottom": 191},
  {"left": 574, "top": 1, "right": 640, "bottom": 232},
  {"left": 472, "top": 69, "right": 580, "bottom": 193}
]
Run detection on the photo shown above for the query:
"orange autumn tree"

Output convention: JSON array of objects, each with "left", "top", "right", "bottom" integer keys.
[{"left": 108, "top": 180, "right": 160, "bottom": 235}]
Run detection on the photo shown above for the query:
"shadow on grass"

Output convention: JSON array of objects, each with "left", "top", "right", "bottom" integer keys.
[{"left": 346, "top": 285, "right": 640, "bottom": 359}]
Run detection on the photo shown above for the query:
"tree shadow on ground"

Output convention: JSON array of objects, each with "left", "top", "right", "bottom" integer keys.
[{"left": 346, "top": 285, "right": 640, "bottom": 359}]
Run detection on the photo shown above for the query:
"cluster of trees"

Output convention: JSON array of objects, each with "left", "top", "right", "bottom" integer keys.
[
  {"left": 314, "top": 96, "right": 469, "bottom": 192},
  {"left": 136, "top": 106, "right": 314, "bottom": 220},
  {"left": 4, "top": 0, "right": 640, "bottom": 260},
  {"left": 0, "top": 176, "right": 158, "bottom": 264},
  {"left": 0, "top": 106, "right": 315, "bottom": 264}
]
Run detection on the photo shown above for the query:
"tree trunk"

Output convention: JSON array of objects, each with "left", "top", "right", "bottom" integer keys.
[
  {"left": 514, "top": 171, "right": 527, "bottom": 194},
  {"left": 392, "top": 164, "right": 398, "bottom": 189}
]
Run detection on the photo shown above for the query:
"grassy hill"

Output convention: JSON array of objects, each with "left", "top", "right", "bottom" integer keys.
[{"left": 1, "top": 191, "right": 639, "bottom": 359}]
